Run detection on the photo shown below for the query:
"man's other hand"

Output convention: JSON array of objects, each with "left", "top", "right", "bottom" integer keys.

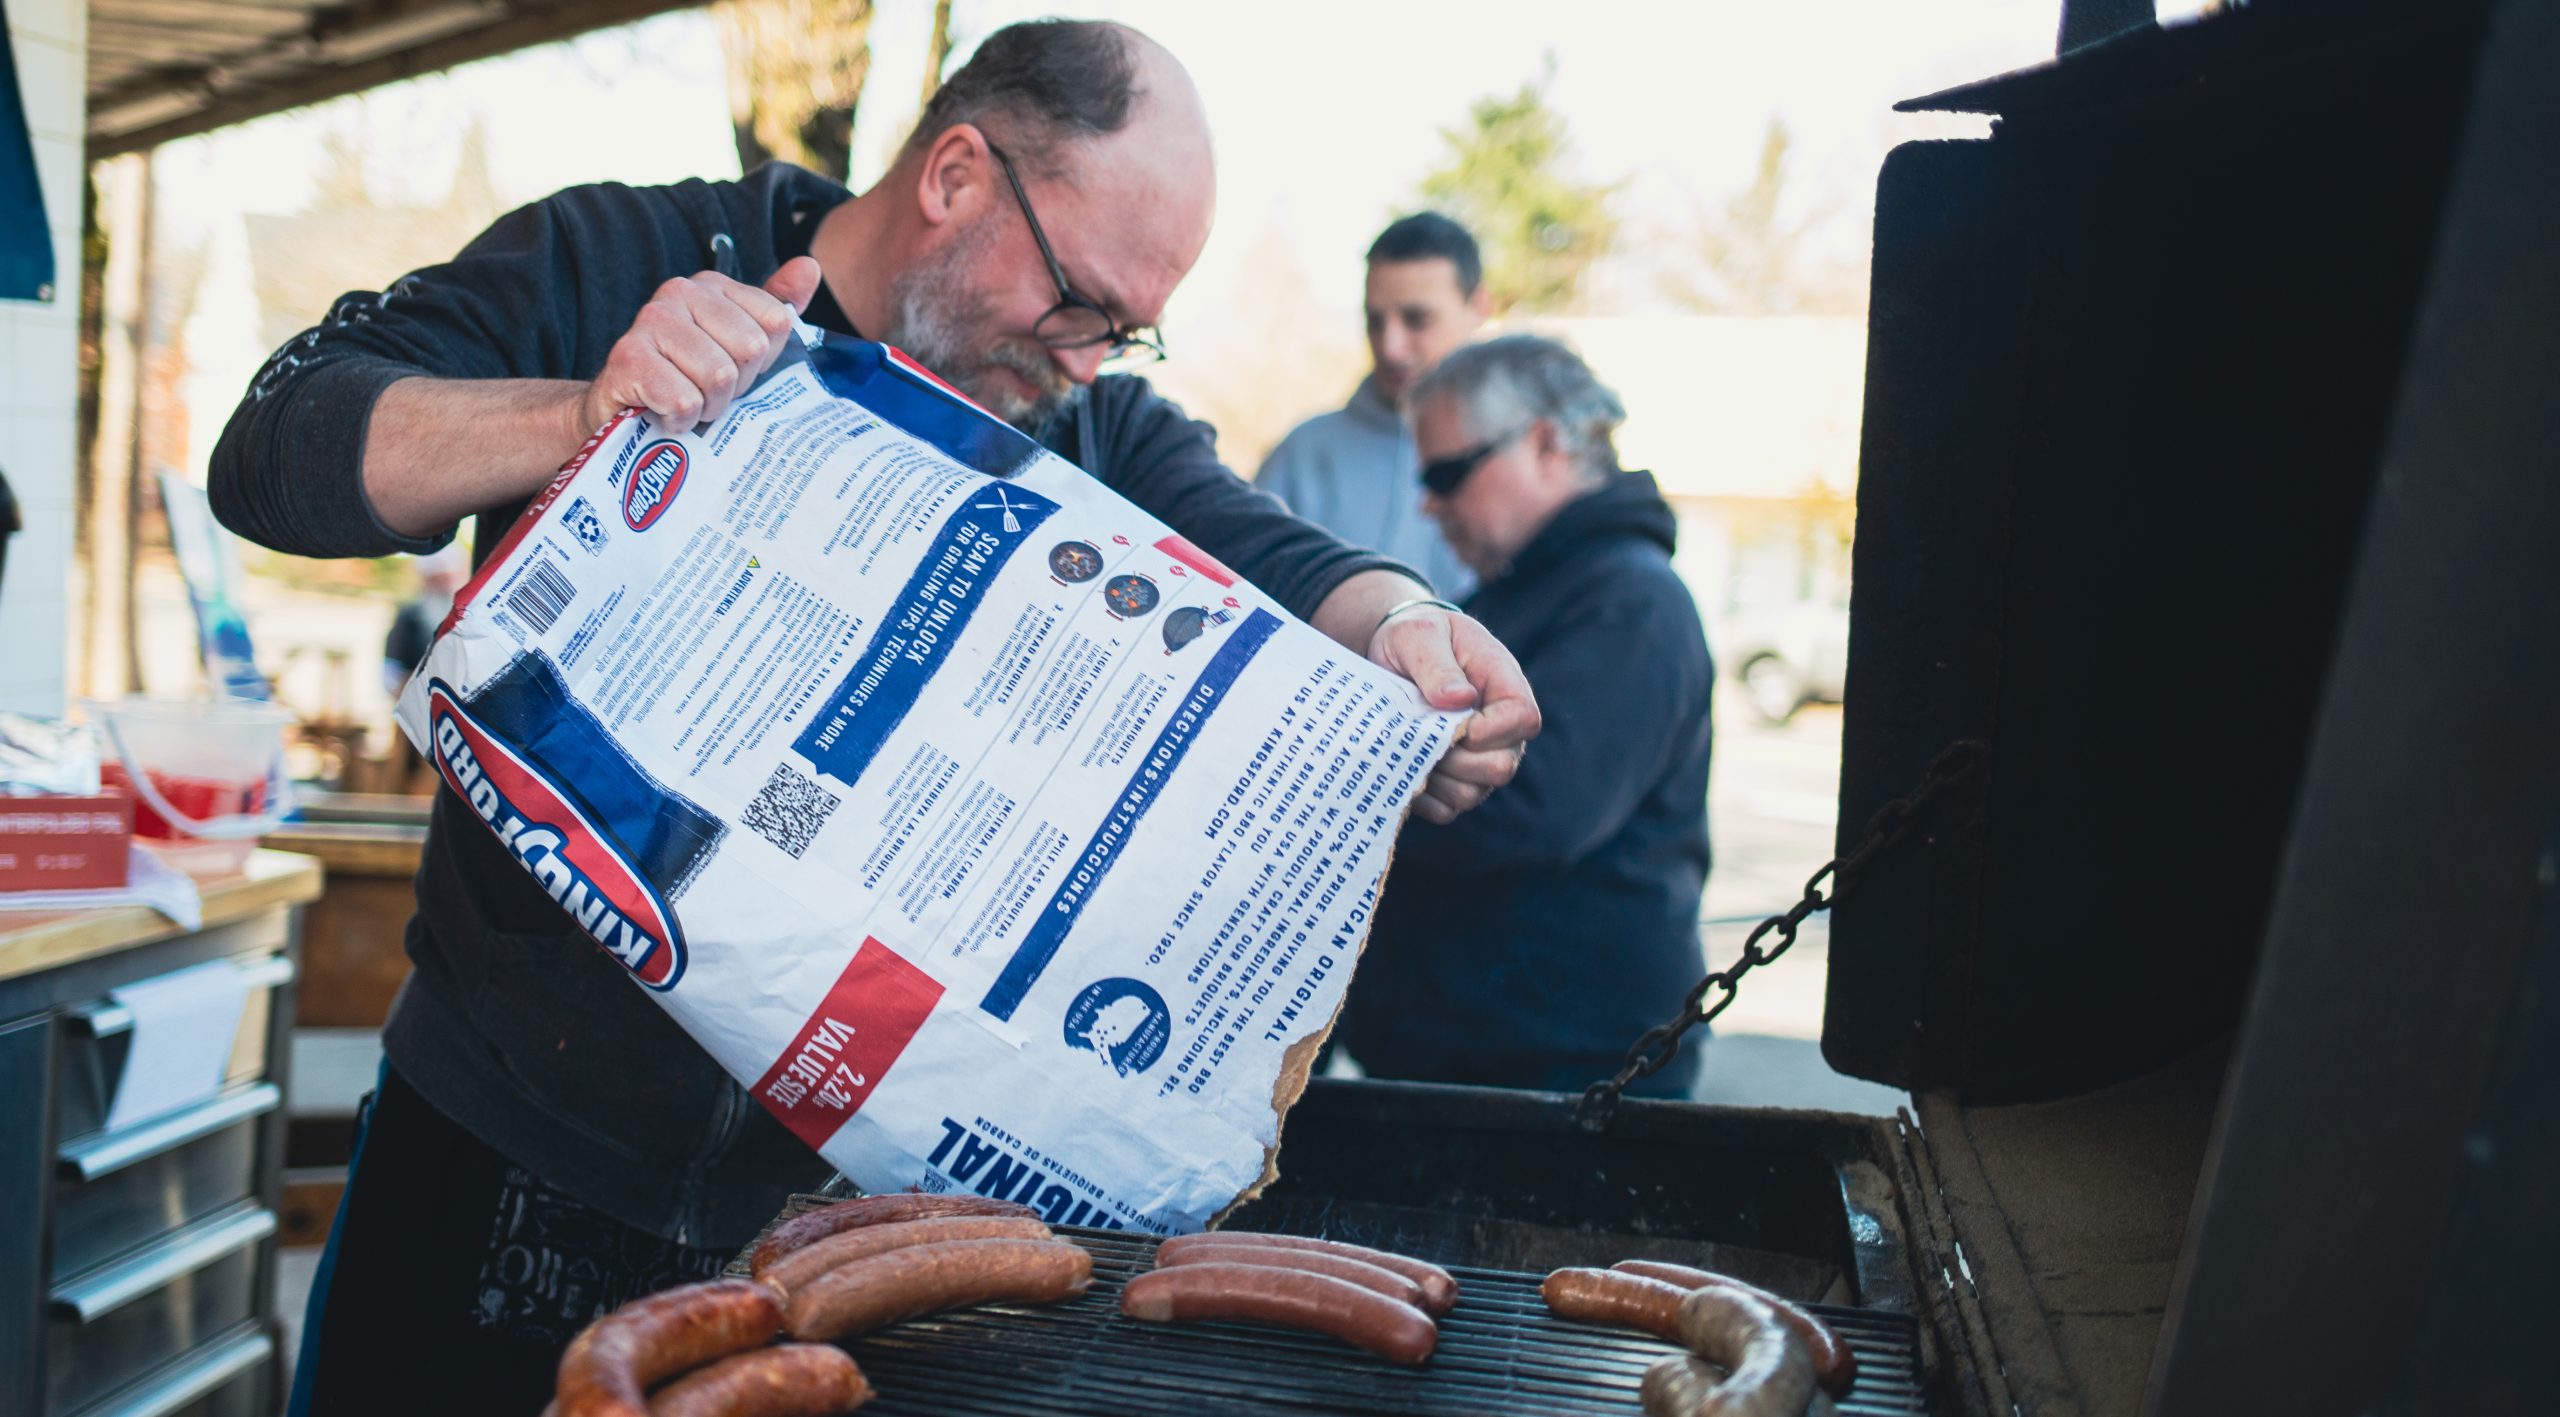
[
  {"left": 582, "top": 258, "right": 822, "bottom": 433},
  {"left": 1368, "top": 607, "right": 1541, "bottom": 824}
]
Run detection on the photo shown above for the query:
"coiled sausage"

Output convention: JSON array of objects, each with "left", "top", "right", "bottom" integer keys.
[
  {"left": 1664, "top": 1286, "right": 1817, "bottom": 1417},
  {"left": 1613, "top": 1260, "right": 1856, "bottom": 1397}
]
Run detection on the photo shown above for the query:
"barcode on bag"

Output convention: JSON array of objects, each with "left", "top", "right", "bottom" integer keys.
[
  {"left": 505, "top": 559, "right": 578, "bottom": 636},
  {"left": 743, "top": 761, "right": 841, "bottom": 859}
]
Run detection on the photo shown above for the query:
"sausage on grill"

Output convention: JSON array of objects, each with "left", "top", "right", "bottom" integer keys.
[
  {"left": 1614, "top": 1260, "right": 1856, "bottom": 1397},
  {"left": 1656, "top": 1286, "right": 1817, "bottom": 1417},
  {"left": 644, "top": 1343, "right": 871, "bottom": 1417},
  {"left": 555, "top": 1279, "right": 783, "bottom": 1417},
  {"left": 1156, "top": 1241, "right": 1430, "bottom": 1309},
  {"left": 1155, "top": 1232, "right": 1459, "bottom": 1316},
  {"left": 1540, "top": 1267, "right": 1690, "bottom": 1340},
  {"left": 1120, "top": 1262, "right": 1438, "bottom": 1365},
  {"left": 783, "top": 1237, "right": 1092, "bottom": 1342},
  {"left": 749, "top": 1194, "right": 1041, "bottom": 1275},
  {"left": 757, "top": 1215, "right": 1054, "bottom": 1299}
]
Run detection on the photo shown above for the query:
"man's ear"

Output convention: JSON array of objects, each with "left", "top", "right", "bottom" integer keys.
[
  {"left": 1465, "top": 283, "right": 1494, "bottom": 320},
  {"left": 914, "top": 124, "right": 992, "bottom": 228}
]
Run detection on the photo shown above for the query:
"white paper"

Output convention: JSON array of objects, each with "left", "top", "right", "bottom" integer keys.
[
  {"left": 105, "top": 957, "right": 250, "bottom": 1130},
  {"left": 0, "top": 844, "right": 204, "bottom": 929},
  {"left": 396, "top": 332, "right": 1462, "bottom": 1233}
]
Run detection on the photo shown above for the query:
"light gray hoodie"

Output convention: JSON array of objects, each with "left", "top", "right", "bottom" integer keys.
[{"left": 1257, "top": 376, "right": 1477, "bottom": 600}]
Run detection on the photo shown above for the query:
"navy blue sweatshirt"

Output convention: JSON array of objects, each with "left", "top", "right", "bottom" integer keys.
[
  {"left": 207, "top": 163, "right": 1408, "bottom": 1245},
  {"left": 1338, "top": 471, "right": 1714, "bottom": 1092}
]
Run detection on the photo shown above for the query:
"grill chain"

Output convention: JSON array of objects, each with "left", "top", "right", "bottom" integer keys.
[{"left": 1576, "top": 738, "right": 1991, "bottom": 1130}]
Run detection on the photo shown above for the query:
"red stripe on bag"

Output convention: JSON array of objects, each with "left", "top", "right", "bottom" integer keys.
[{"left": 750, "top": 937, "right": 944, "bottom": 1150}]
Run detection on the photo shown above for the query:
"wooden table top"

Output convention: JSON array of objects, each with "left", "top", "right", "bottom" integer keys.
[{"left": 0, "top": 848, "right": 323, "bottom": 982}]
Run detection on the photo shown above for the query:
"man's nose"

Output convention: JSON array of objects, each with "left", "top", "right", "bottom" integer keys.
[
  {"left": 1375, "top": 321, "right": 1412, "bottom": 367},
  {"left": 1053, "top": 343, "right": 1109, "bottom": 385}
]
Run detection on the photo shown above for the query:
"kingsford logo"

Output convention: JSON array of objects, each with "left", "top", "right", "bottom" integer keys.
[
  {"left": 426, "top": 682, "right": 687, "bottom": 990},
  {"left": 622, "top": 439, "right": 688, "bottom": 531}
]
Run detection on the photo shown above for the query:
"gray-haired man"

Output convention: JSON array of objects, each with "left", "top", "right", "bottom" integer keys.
[{"left": 1338, "top": 334, "right": 1715, "bottom": 1095}]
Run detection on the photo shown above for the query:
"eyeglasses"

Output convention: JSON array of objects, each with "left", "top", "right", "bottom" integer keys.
[
  {"left": 1419, "top": 429, "right": 1524, "bottom": 496},
  {"left": 984, "top": 141, "right": 1167, "bottom": 368}
]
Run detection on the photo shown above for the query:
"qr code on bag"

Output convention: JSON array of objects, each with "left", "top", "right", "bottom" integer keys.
[
  {"left": 561, "top": 497, "right": 608, "bottom": 555},
  {"left": 742, "top": 761, "right": 840, "bottom": 859}
]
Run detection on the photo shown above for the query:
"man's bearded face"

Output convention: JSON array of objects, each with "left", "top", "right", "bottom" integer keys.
[{"left": 881, "top": 217, "right": 1081, "bottom": 433}]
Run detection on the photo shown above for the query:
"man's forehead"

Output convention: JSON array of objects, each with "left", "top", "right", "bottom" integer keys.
[
  {"left": 1049, "top": 159, "right": 1208, "bottom": 324},
  {"left": 1367, "top": 257, "right": 1468, "bottom": 306}
]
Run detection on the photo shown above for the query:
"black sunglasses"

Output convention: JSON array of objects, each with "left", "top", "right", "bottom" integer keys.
[
  {"left": 1419, "top": 429, "right": 1524, "bottom": 496},
  {"left": 984, "top": 141, "right": 1167, "bottom": 367}
]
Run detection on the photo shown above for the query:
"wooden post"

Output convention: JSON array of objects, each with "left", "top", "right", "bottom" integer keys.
[{"left": 74, "top": 153, "right": 149, "bottom": 701}]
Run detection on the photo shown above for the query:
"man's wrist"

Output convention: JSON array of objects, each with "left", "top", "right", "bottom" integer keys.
[{"left": 1369, "top": 595, "right": 1463, "bottom": 646}]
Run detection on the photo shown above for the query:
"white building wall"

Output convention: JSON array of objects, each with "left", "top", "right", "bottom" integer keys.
[{"left": 0, "top": 0, "right": 82, "bottom": 715}]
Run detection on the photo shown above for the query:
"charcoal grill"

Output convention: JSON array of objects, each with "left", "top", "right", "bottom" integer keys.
[
  {"left": 733, "top": 2, "right": 2560, "bottom": 1412},
  {"left": 737, "top": 1216, "right": 1924, "bottom": 1416}
]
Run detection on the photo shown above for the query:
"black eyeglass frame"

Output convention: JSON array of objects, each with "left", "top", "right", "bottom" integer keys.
[
  {"left": 983, "top": 140, "right": 1167, "bottom": 366},
  {"left": 1419, "top": 428, "right": 1526, "bottom": 496}
]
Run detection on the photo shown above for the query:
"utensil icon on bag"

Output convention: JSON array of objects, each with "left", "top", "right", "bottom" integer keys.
[{"left": 974, "top": 487, "right": 1027, "bottom": 533}]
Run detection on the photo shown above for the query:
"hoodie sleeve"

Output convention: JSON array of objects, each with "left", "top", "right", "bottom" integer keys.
[
  {"left": 1086, "top": 383, "right": 1417, "bottom": 623},
  {"left": 1394, "top": 587, "right": 1714, "bottom": 871},
  {"left": 207, "top": 194, "right": 596, "bottom": 559}
]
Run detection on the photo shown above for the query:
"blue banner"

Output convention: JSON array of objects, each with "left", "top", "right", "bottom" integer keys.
[
  {"left": 803, "top": 334, "right": 1047, "bottom": 480},
  {"left": 980, "top": 608, "right": 1284, "bottom": 1021},
  {"left": 793, "top": 483, "right": 1059, "bottom": 786}
]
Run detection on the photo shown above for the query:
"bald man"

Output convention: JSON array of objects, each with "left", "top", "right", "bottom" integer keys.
[{"left": 213, "top": 21, "right": 1536, "bottom": 1414}]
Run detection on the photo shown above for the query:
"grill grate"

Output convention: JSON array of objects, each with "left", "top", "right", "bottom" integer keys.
[{"left": 765, "top": 1227, "right": 1928, "bottom": 1415}]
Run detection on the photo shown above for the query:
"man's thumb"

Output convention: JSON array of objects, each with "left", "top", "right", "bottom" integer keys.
[{"left": 765, "top": 256, "right": 823, "bottom": 316}]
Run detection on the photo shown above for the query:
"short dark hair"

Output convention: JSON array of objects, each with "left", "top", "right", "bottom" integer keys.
[
  {"left": 1367, "top": 213, "right": 1482, "bottom": 297},
  {"left": 905, "top": 20, "right": 1143, "bottom": 176}
]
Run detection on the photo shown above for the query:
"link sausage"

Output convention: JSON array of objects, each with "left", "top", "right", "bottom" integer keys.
[
  {"left": 1156, "top": 1232, "right": 1458, "bottom": 1316},
  {"left": 783, "top": 1237, "right": 1092, "bottom": 1343},
  {"left": 749, "top": 1194, "right": 1041, "bottom": 1274},
  {"left": 645, "top": 1344, "right": 872, "bottom": 1417},
  {"left": 1540, "top": 1267, "right": 1690, "bottom": 1340},
  {"left": 555, "top": 1279, "right": 783, "bottom": 1417},
  {"left": 1614, "top": 1260, "right": 1856, "bottom": 1397},
  {"left": 758, "top": 1215, "right": 1054, "bottom": 1299},
  {"left": 1668, "top": 1286, "right": 1817, "bottom": 1417},
  {"left": 1156, "top": 1242, "right": 1430, "bottom": 1309},
  {"left": 1121, "top": 1262, "right": 1438, "bottom": 1364}
]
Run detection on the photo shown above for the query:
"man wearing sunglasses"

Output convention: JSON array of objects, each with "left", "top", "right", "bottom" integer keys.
[
  {"left": 1337, "top": 334, "right": 1715, "bottom": 1098},
  {"left": 211, "top": 19, "right": 1537, "bottom": 1416}
]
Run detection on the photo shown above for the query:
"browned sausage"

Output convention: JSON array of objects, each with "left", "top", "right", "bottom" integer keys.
[
  {"left": 644, "top": 1344, "right": 872, "bottom": 1417},
  {"left": 1540, "top": 1267, "right": 1690, "bottom": 1341},
  {"left": 783, "top": 1238, "right": 1092, "bottom": 1342},
  {"left": 749, "top": 1194, "right": 1041, "bottom": 1274},
  {"left": 555, "top": 1279, "right": 783, "bottom": 1417},
  {"left": 1614, "top": 1260, "right": 1856, "bottom": 1397},
  {"left": 757, "top": 1215, "right": 1054, "bottom": 1299},
  {"left": 1667, "top": 1286, "right": 1816, "bottom": 1417},
  {"left": 1156, "top": 1232, "right": 1458, "bottom": 1317},
  {"left": 1121, "top": 1262, "right": 1438, "bottom": 1365},
  {"left": 1156, "top": 1242, "right": 1430, "bottom": 1309}
]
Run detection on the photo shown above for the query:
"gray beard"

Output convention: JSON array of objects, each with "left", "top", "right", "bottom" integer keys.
[{"left": 880, "top": 223, "right": 1081, "bottom": 433}]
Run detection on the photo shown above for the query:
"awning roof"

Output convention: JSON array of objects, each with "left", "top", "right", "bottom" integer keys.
[{"left": 87, "top": 0, "right": 698, "bottom": 156}]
